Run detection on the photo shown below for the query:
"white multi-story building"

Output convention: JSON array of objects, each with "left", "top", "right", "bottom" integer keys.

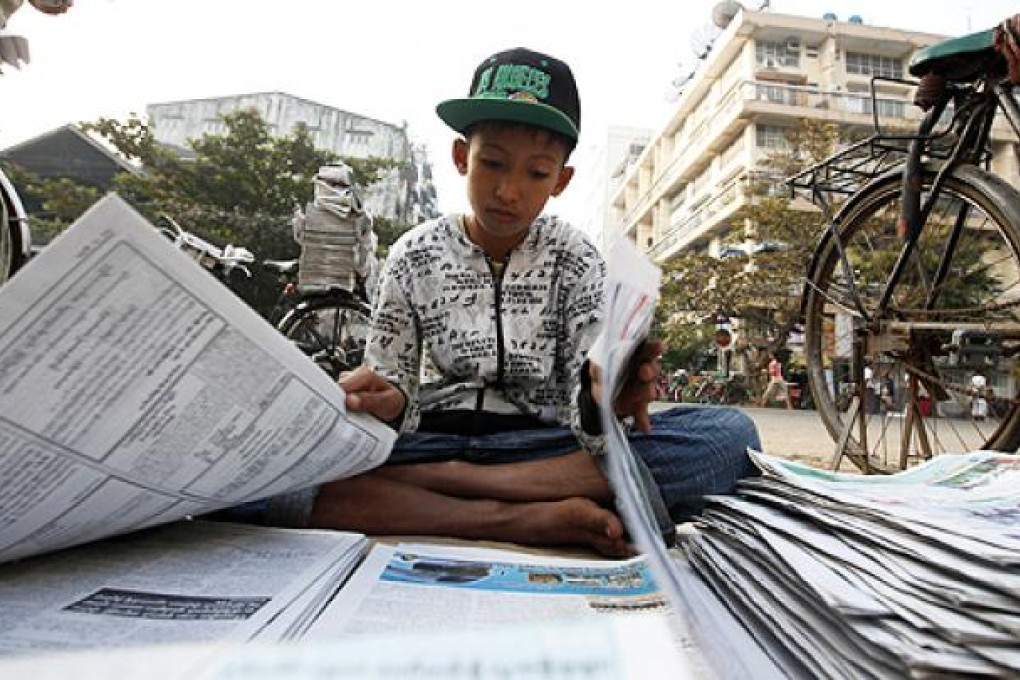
[
  {"left": 147, "top": 91, "right": 438, "bottom": 223},
  {"left": 571, "top": 126, "right": 651, "bottom": 250},
  {"left": 608, "top": 8, "right": 1019, "bottom": 261}
]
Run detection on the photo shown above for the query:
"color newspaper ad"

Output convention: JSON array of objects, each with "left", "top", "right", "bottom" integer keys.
[{"left": 307, "top": 541, "right": 698, "bottom": 677}]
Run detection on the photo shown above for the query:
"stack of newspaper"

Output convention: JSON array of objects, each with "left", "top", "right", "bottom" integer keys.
[{"left": 685, "top": 450, "right": 1020, "bottom": 678}]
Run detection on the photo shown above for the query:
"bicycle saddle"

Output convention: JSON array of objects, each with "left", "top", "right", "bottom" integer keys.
[{"left": 909, "top": 28, "right": 1006, "bottom": 82}]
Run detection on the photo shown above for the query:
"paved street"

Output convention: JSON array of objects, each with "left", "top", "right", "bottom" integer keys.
[
  {"left": 738, "top": 405, "right": 836, "bottom": 468},
  {"left": 652, "top": 402, "right": 836, "bottom": 470}
]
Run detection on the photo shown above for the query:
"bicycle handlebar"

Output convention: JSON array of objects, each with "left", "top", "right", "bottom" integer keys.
[{"left": 159, "top": 214, "right": 254, "bottom": 278}]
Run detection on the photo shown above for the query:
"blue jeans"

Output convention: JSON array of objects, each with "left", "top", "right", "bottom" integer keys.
[
  {"left": 388, "top": 405, "right": 761, "bottom": 522},
  {"left": 214, "top": 405, "right": 760, "bottom": 532}
]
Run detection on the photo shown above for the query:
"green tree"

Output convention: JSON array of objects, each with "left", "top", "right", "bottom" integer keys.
[
  {"left": 70, "top": 110, "right": 411, "bottom": 317},
  {"left": 656, "top": 120, "right": 850, "bottom": 367},
  {"left": 0, "top": 163, "right": 101, "bottom": 245}
]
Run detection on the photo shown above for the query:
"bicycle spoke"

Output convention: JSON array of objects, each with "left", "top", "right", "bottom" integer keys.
[
  {"left": 279, "top": 294, "right": 371, "bottom": 379},
  {"left": 804, "top": 169, "right": 1020, "bottom": 472}
]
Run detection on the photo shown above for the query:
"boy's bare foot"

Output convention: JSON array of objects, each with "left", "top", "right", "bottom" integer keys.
[
  {"left": 311, "top": 474, "right": 632, "bottom": 557},
  {"left": 500, "top": 497, "right": 632, "bottom": 558},
  {"left": 377, "top": 455, "right": 613, "bottom": 505}
]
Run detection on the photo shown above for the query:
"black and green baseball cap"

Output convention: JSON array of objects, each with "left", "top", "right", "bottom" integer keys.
[{"left": 437, "top": 47, "right": 581, "bottom": 142}]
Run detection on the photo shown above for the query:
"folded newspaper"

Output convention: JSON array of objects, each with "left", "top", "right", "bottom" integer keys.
[
  {"left": 0, "top": 519, "right": 367, "bottom": 657},
  {"left": 0, "top": 193, "right": 396, "bottom": 565},
  {"left": 595, "top": 236, "right": 784, "bottom": 680},
  {"left": 686, "top": 450, "right": 1020, "bottom": 678}
]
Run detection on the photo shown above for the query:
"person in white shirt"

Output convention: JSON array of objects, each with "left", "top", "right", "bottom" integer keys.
[{"left": 970, "top": 373, "right": 989, "bottom": 421}]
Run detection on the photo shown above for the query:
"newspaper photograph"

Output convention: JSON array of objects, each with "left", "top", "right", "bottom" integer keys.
[
  {"left": 0, "top": 194, "right": 396, "bottom": 564},
  {"left": 306, "top": 542, "right": 671, "bottom": 639}
]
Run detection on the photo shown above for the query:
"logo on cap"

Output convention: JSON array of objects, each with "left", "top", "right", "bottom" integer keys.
[
  {"left": 436, "top": 47, "right": 581, "bottom": 141},
  {"left": 473, "top": 63, "right": 552, "bottom": 103}
]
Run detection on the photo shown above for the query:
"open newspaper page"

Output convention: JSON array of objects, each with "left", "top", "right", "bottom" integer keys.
[
  {"left": 0, "top": 612, "right": 686, "bottom": 680},
  {"left": 305, "top": 541, "right": 698, "bottom": 677},
  {"left": 0, "top": 194, "right": 396, "bottom": 564},
  {"left": 594, "top": 236, "right": 783, "bottom": 680},
  {"left": 0, "top": 519, "right": 366, "bottom": 657}
]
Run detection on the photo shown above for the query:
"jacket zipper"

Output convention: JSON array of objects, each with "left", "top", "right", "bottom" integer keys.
[{"left": 476, "top": 254, "right": 508, "bottom": 413}]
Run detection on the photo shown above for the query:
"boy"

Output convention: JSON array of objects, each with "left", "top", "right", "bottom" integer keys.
[{"left": 302, "top": 47, "right": 760, "bottom": 556}]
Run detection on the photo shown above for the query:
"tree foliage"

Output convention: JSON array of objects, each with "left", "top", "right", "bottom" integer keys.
[
  {"left": 0, "top": 164, "right": 101, "bottom": 245},
  {"left": 19, "top": 110, "right": 411, "bottom": 317},
  {"left": 656, "top": 120, "right": 850, "bottom": 365}
]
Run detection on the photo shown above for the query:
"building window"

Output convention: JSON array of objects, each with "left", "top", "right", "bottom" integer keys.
[
  {"left": 845, "top": 52, "right": 903, "bottom": 79},
  {"left": 345, "top": 130, "right": 372, "bottom": 147},
  {"left": 867, "top": 98, "right": 906, "bottom": 119},
  {"left": 755, "top": 124, "right": 790, "bottom": 150},
  {"left": 755, "top": 40, "right": 799, "bottom": 68},
  {"left": 755, "top": 83, "right": 805, "bottom": 106}
]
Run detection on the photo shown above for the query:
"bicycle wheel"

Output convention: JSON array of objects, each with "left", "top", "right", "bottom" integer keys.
[
  {"left": 0, "top": 197, "right": 11, "bottom": 284},
  {"left": 804, "top": 164, "right": 1020, "bottom": 473},
  {"left": 0, "top": 177, "right": 28, "bottom": 286},
  {"left": 277, "top": 291, "right": 372, "bottom": 380}
]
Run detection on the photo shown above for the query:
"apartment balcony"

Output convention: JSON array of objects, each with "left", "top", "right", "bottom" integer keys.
[
  {"left": 746, "top": 81, "right": 912, "bottom": 122},
  {"left": 621, "top": 79, "right": 1017, "bottom": 250},
  {"left": 618, "top": 80, "right": 917, "bottom": 236},
  {"left": 740, "top": 80, "right": 1014, "bottom": 139},
  {"left": 647, "top": 174, "right": 749, "bottom": 262}
]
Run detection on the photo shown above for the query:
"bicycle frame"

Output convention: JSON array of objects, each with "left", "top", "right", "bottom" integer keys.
[
  {"left": 795, "top": 74, "right": 1020, "bottom": 332},
  {"left": 887, "top": 77, "right": 1020, "bottom": 315}
]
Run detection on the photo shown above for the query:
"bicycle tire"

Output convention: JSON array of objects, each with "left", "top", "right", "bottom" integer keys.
[
  {"left": 0, "top": 176, "right": 29, "bottom": 286},
  {"left": 277, "top": 292, "right": 372, "bottom": 380},
  {"left": 803, "top": 163, "right": 1020, "bottom": 472},
  {"left": 0, "top": 196, "right": 10, "bottom": 284}
]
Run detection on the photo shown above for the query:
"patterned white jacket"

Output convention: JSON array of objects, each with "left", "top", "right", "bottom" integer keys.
[{"left": 365, "top": 213, "right": 605, "bottom": 442}]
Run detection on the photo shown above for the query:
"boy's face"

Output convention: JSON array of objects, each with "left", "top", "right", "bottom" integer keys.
[{"left": 453, "top": 125, "right": 574, "bottom": 251}]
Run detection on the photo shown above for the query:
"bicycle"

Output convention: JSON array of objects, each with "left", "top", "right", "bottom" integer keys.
[
  {"left": 161, "top": 215, "right": 371, "bottom": 380},
  {"left": 276, "top": 162, "right": 377, "bottom": 380},
  {"left": 788, "top": 24, "right": 1020, "bottom": 473},
  {"left": 274, "top": 279, "right": 372, "bottom": 381},
  {"left": 159, "top": 214, "right": 255, "bottom": 283},
  {"left": 1, "top": 0, "right": 72, "bottom": 287}
]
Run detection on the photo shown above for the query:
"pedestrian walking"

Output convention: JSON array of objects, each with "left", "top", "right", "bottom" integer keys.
[{"left": 760, "top": 353, "right": 792, "bottom": 409}]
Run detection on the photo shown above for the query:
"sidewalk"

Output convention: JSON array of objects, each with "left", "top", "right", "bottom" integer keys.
[{"left": 738, "top": 405, "right": 836, "bottom": 468}]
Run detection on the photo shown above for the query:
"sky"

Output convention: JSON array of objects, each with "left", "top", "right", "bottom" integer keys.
[{"left": 1, "top": 0, "right": 1017, "bottom": 225}]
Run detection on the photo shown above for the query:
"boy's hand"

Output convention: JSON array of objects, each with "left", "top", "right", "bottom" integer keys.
[
  {"left": 337, "top": 365, "right": 406, "bottom": 425},
  {"left": 589, "top": 339, "right": 665, "bottom": 434}
]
